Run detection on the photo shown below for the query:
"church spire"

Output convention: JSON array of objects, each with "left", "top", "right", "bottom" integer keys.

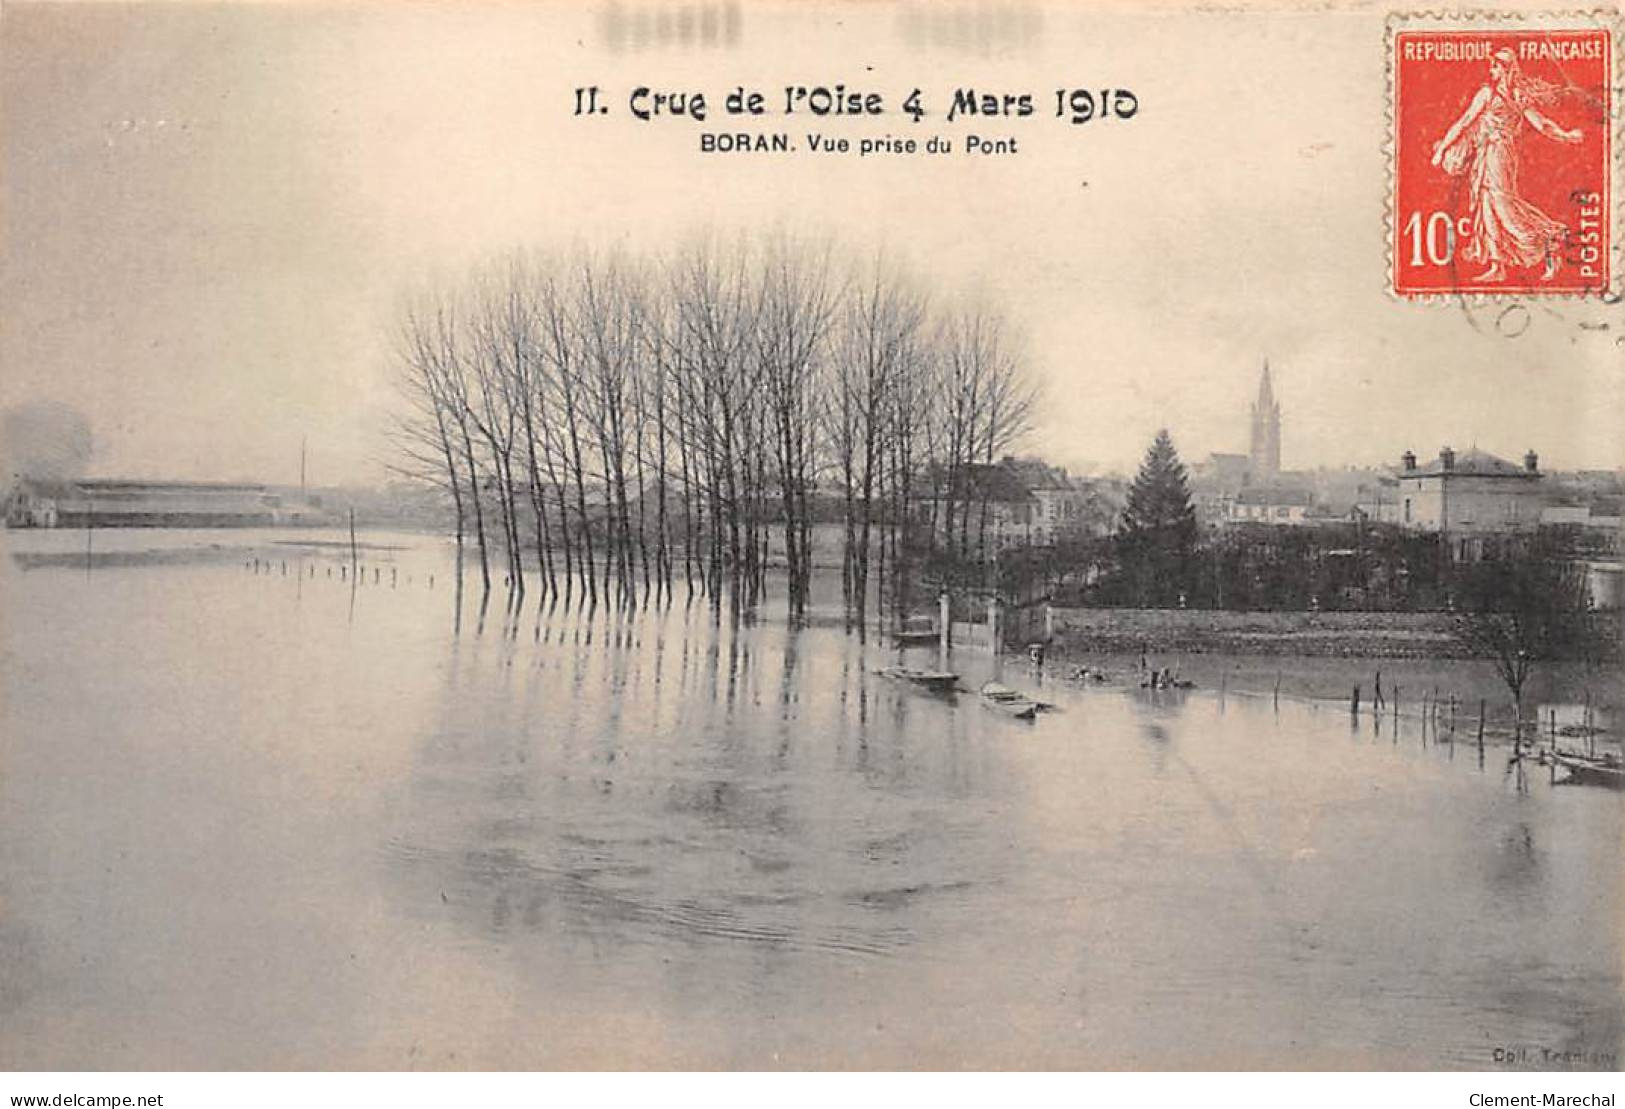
[{"left": 1249, "top": 360, "right": 1281, "bottom": 482}]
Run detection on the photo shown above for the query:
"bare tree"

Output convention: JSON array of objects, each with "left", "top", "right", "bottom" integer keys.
[
  {"left": 390, "top": 295, "right": 466, "bottom": 549},
  {"left": 828, "top": 253, "right": 927, "bottom": 636},
  {"left": 536, "top": 260, "right": 599, "bottom": 603},
  {"left": 465, "top": 264, "right": 530, "bottom": 599},
  {"left": 754, "top": 234, "right": 841, "bottom": 620},
  {"left": 573, "top": 250, "right": 649, "bottom": 600},
  {"left": 394, "top": 286, "right": 492, "bottom": 593},
  {"left": 1451, "top": 539, "right": 1593, "bottom": 744},
  {"left": 667, "top": 235, "right": 758, "bottom": 607}
]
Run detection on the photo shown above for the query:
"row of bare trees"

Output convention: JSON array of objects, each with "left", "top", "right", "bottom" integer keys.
[{"left": 391, "top": 234, "right": 1035, "bottom": 632}]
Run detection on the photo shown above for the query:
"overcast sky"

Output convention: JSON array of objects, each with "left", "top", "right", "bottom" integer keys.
[{"left": 3, "top": 1, "right": 1621, "bottom": 484}]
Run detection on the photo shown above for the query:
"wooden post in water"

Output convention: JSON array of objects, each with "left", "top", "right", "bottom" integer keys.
[
  {"left": 1273, "top": 671, "right": 1281, "bottom": 712},
  {"left": 349, "top": 508, "right": 358, "bottom": 578},
  {"left": 1374, "top": 670, "right": 1384, "bottom": 709},
  {"left": 1476, "top": 698, "right": 1485, "bottom": 751},
  {"left": 1351, "top": 685, "right": 1361, "bottom": 716},
  {"left": 1585, "top": 689, "right": 1594, "bottom": 758},
  {"left": 1549, "top": 707, "right": 1558, "bottom": 783},
  {"left": 1394, "top": 685, "right": 1401, "bottom": 723}
]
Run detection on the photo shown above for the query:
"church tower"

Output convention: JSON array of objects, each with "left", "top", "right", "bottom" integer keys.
[{"left": 1249, "top": 362, "right": 1281, "bottom": 483}]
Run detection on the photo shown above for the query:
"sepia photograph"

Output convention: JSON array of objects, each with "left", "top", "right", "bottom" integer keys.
[{"left": 1, "top": 0, "right": 1622, "bottom": 1087}]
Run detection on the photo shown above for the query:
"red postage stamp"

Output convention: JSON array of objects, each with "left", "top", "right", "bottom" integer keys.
[{"left": 1391, "top": 20, "right": 1614, "bottom": 297}]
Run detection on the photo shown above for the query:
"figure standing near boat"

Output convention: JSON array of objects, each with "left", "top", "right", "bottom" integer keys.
[{"left": 1429, "top": 48, "right": 1584, "bottom": 283}]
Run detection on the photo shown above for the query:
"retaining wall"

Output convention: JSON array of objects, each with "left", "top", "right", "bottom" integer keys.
[{"left": 1048, "top": 607, "right": 1462, "bottom": 659}]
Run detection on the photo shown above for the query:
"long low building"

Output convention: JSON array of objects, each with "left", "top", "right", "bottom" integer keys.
[{"left": 6, "top": 479, "right": 284, "bottom": 528}]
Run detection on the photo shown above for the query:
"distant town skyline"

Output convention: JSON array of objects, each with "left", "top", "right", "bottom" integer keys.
[{"left": 4, "top": 3, "right": 1621, "bottom": 487}]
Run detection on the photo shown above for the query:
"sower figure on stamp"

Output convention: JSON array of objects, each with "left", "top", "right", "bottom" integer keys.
[{"left": 1429, "top": 48, "right": 1583, "bottom": 283}]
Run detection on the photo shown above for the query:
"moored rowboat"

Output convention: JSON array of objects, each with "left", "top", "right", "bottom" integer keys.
[
  {"left": 879, "top": 666, "right": 959, "bottom": 693},
  {"left": 1551, "top": 751, "right": 1625, "bottom": 789},
  {"left": 979, "top": 680, "right": 1038, "bottom": 721}
]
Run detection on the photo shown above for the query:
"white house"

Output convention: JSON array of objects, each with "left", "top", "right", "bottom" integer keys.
[
  {"left": 1395, "top": 447, "right": 1548, "bottom": 540},
  {"left": 1227, "top": 484, "right": 1313, "bottom": 525}
]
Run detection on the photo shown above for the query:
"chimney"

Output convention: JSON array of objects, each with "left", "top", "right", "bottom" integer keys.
[
  {"left": 1440, "top": 446, "right": 1455, "bottom": 471},
  {"left": 1401, "top": 450, "right": 1416, "bottom": 472},
  {"left": 1524, "top": 449, "right": 1539, "bottom": 474}
]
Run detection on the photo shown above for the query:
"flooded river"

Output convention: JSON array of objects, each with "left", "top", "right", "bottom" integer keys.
[{"left": 2, "top": 529, "right": 1620, "bottom": 1069}]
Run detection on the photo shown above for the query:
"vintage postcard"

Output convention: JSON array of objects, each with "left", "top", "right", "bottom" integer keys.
[{"left": 2, "top": 0, "right": 1622, "bottom": 1081}]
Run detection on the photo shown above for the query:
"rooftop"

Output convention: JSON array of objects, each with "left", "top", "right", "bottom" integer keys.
[
  {"left": 1400, "top": 448, "right": 1539, "bottom": 479},
  {"left": 1234, "top": 485, "right": 1314, "bottom": 507}
]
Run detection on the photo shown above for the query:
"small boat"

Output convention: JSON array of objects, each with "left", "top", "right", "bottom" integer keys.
[
  {"left": 879, "top": 666, "right": 959, "bottom": 694},
  {"left": 979, "top": 681, "right": 1038, "bottom": 721},
  {"left": 891, "top": 629, "right": 940, "bottom": 648},
  {"left": 1550, "top": 751, "right": 1625, "bottom": 789}
]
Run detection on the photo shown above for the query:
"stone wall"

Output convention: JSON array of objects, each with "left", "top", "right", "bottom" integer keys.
[{"left": 1048, "top": 607, "right": 1462, "bottom": 658}]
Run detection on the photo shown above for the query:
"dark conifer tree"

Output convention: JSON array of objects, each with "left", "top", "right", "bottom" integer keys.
[{"left": 1117, "top": 428, "right": 1198, "bottom": 607}]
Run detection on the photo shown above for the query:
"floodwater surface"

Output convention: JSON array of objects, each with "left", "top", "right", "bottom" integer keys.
[{"left": 2, "top": 530, "right": 1620, "bottom": 1069}]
